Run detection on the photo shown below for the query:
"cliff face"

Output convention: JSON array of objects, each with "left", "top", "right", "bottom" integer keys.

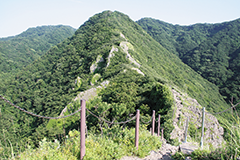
[{"left": 170, "top": 88, "right": 225, "bottom": 148}]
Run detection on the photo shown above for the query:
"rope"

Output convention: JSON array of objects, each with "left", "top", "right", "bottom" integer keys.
[
  {"left": 0, "top": 94, "right": 81, "bottom": 119},
  {"left": 140, "top": 116, "right": 153, "bottom": 124},
  {"left": 206, "top": 101, "right": 240, "bottom": 115},
  {"left": 86, "top": 108, "right": 136, "bottom": 125},
  {"left": 116, "top": 116, "right": 136, "bottom": 124}
]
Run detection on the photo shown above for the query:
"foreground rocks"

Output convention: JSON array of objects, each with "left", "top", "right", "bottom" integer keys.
[
  {"left": 120, "top": 140, "right": 179, "bottom": 160},
  {"left": 121, "top": 140, "right": 200, "bottom": 160},
  {"left": 179, "top": 143, "right": 198, "bottom": 155}
]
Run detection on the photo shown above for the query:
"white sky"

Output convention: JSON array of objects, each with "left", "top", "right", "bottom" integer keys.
[{"left": 1, "top": 0, "right": 240, "bottom": 38}]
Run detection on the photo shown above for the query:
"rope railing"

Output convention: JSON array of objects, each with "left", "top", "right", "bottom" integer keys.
[
  {"left": 140, "top": 115, "right": 153, "bottom": 124},
  {"left": 0, "top": 94, "right": 81, "bottom": 119},
  {"left": 9, "top": 93, "right": 238, "bottom": 157},
  {"left": 181, "top": 102, "right": 240, "bottom": 150},
  {"left": 184, "top": 102, "right": 240, "bottom": 127},
  {"left": 0, "top": 94, "right": 143, "bottom": 125},
  {"left": 0, "top": 94, "right": 163, "bottom": 139},
  {"left": 205, "top": 101, "right": 240, "bottom": 115},
  {"left": 86, "top": 108, "right": 136, "bottom": 125}
]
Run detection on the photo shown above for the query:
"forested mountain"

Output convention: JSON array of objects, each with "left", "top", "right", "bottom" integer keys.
[
  {"left": 137, "top": 18, "right": 240, "bottom": 104},
  {"left": 0, "top": 11, "right": 231, "bottom": 158},
  {"left": 0, "top": 25, "right": 76, "bottom": 81}
]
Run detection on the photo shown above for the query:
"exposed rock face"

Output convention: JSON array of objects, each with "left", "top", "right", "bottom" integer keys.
[
  {"left": 171, "top": 89, "right": 225, "bottom": 148},
  {"left": 74, "top": 80, "right": 109, "bottom": 102},
  {"left": 131, "top": 67, "right": 145, "bottom": 76},
  {"left": 107, "top": 33, "right": 144, "bottom": 76},
  {"left": 120, "top": 41, "right": 141, "bottom": 68},
  {"left": 106, "top": 46, "right": 118, "bottom": 68},
  {"left": 90, "top": 55, "right": 104, "bottom": 73},
  {"left": 60, "top": 81, "right": 109, "bottom": 116},
  {"left": 180, "top": 143, "right": 198, "bottom": 154},
  {"left": 120, "top": 32, "right": 127, "bottom": 39}
]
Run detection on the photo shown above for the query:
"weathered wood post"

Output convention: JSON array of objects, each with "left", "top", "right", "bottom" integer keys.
[
  {"left": 200, "top": 107, "right": 205, "bottom": 149},
  {"left": 161, "top": 127, "right": 164, "bottom": 140},
  {"left": 151, "top": 110, "right": 155, "bottom": 136},
  {"left": 80, "top": 100, "right": 86, "bottom": 160},
  {"left": 135, "top": 109, "right": 140, "bottom": 150},
  {"left": 157, "top": 114, "right": 161, "bottom": 137},
  {"left": 184, "top": 116, "right": 189, "bottom": 143}
]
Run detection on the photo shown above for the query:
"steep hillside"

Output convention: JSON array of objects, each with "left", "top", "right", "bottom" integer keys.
[
  {"left": 107, "top": 12, "right": 229, "bottom": 113},
  {"left": 137, "top": 18, "right": 240, "bottom": 104},
  {"left": 0, "top": 25, "right": 76, "bottom": 81},
  {"left": 0, "top": 11, "right": 230, "bottom": 158}
]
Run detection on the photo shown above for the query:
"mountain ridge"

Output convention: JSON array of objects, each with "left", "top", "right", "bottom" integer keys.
[
  {"left": 0, "top": 10, "right": 232, "bottom": 158},
  {"left": 137, "top": 17, "right": 240, "bottom": 104},
  {"left": 0, "top": 25, "right": 76, "bottom": 82}
]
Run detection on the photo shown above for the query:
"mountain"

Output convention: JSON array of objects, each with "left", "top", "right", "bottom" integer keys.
[
  {"left": 0, "top": 11, "right": 230, "bottom": 158},
  {"left": 0, "top": 25, "right": 76, "bottom": 81},
  {"left": 137, "top": 18, "right": 240, "bottom": 104}
]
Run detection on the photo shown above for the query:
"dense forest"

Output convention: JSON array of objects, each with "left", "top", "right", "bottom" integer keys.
[
  {"left": 0, "top": 25, "right": 76, "bottom": 82},
  {"left": 0, "top": 11, "right": 236, "bottom": 159},
  {"left": 137, "top": 18, "right": 240, "bottom": 104}
]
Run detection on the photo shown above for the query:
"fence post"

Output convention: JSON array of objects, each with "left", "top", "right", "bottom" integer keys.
[
  {"left": 200, "top": 107, "right": 205, "bottom": 149},
  {"left": 184, "top": 116, "right": 189, "bottom": 143},
  {"left": 80, "top": 99, "right": 86, "bottom": 160},
  {"left": 157, "top": 114, "right": 161, "bottom": 137},
  {"left": 135, "top": 109, "right": 140, "bottom": 150},
  {"left": 161, "top": 127, "right": 164, "bottom": 140},
  {"left": 151, "top": 110, "right": 155, "bottom": 136}
]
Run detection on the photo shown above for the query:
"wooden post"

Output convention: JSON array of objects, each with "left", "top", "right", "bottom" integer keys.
[
  {"left": 157, "top": 115, "right": 161, "bottom": 137},
  {"left": 184, "top": 116, "right": 189, "bottom": 143},
  {"left": 135, "top": 109, "right": 140, "bottom": 150},
  {"left": 151, "top": 110, "right": 155, "bottom": 136},
  {"left": 200, "top": 107, "right": 205, "bottom": 149},
  {"left": 161, "top": 127, "right": 164, "bottom": 140},
  {"left": 80, "top": 100, "right": 86, "bottom": 160}
]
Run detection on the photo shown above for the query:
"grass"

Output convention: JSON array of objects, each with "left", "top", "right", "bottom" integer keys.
[{"left": 14, "top": 125, "right": 162, "bottom": 160}]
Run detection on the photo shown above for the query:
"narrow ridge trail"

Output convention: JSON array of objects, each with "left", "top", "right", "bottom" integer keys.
[{"left": 121, "top": 140, "right": 198, "bottom": 160}]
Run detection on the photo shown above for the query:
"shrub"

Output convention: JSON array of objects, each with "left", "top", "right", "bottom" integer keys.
[
  {"left": 63, "top": 126, "right": 162, "bottom": 160},
  {"left": 17, "top": 138, "right": 77, "bottom": 160}
]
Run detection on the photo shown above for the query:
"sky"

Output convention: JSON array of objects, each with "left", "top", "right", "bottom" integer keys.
[{"left": 1, "top": 0, "right": 240, "bottom": 38}]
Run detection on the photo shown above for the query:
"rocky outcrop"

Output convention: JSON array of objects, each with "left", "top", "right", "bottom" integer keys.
[
  {"left": 179, "top": 143, "right": 198, "bottom": 154},
  {"left": 120, "top": 41, "right": 141, "bottom": 68},
  {"left": 131, "top": 67, "right": 145, "bottom": 76},
  {"left": 120, "top": 140, "right": 179, "bottom": 160},
  {"left": 107, "top": 32, "right": 144, "bottom": 76},
  {"left": 90, "top": 55, "right": 104, "bottom": 73},
  {"left": 106, "top": 46, "right": 118, "bottom": 68},
  {"left": 170, "top": 89, "right": 225, "bottom": 148},
  {"left": 60, "top": 81, "right": 109, "bottom": 116}
]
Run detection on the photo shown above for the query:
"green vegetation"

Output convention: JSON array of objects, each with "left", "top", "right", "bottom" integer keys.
[
  {"left": 15, "top": 127, "right": 161, "bottom": 160},
  {"left": 0, "top": 25, "right": 75, "bottom": 82},
  {"left": 137, "top": 18, "right": 240, "bottom": 105},
  {"left": 0, "top": 10, "right": 235, "bottom": 158},
  {"left": 91, "top": 73, "right": 101, "bottom": 85}
]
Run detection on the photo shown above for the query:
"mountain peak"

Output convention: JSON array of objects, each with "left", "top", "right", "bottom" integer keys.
[{"left": 0, "top": 11, "right": 231, "bottom": 157}]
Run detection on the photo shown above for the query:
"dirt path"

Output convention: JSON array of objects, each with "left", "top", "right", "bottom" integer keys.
[
  {"left": 121, "top": 140, "right": 199, "bottom": 160},
  {"left": 120, "top": 141, "right": 179, "bottom": 160}
]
